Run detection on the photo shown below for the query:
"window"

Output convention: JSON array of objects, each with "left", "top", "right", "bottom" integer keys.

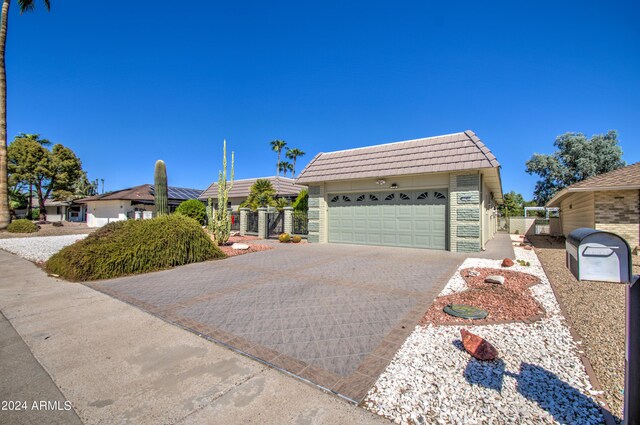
[
  {"left": 417, "top": 192, "right": 429, "bottom": 200},
  {"left": 330, "top": 196, "right": 339, "bottom": 203},
  {"left": 434, "top": 191, "right": 446, "bottom": 199},
  {"left": 369, "top": 194, "right": 379, "bottom": 201},
  {"left": 399, "top": 193, "right": 410, "bottom": 200},
  {"left": 384, "top": 193, "right": 395, "bottom": 201},
  {"left": 342, "top": 196, "right": 351, "bottom": 202},
  {"left": 356, "top": 194, "right": 365, "bottom": 202}
]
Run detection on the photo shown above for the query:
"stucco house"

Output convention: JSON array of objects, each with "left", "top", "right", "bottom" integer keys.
[
  {"left": 546, "top": 162, "right": 640, "bottom": 249},
  {"left": 295, "top": 130, "right": 503, "bottom": 252},
  {"left": 77, "top": 184, "right": 202, "bottom": 227},
  {"left": 198, "top": 176, "right": 306, "bottom": 209},
  {"left": 15, "top": 198, "right": 86, "bottom": 222}
]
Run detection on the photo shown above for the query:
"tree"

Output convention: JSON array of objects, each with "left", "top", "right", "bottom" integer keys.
[
  {"left": 525, "top": 131, "right": 625, "bottom": 204},
  {"left": 9, "top": 134, "right": 50, "bottom": 214},
  {"left": 278, "top": 160, "right": 293, "bottom": 177},
  {"left": 53, "top": 170, "right": 96, "bottom": 201},
  {"left": 497, "top": 191, "right": 536, "bottom": 217},
  {"left": 240, "top": 178, "right": 276, "bottom": 210},
  {"left": 175, "top": 199, "right": 206, "bottom": 225},
  {"left": 285, "top": 148, "right": 305, "bottom": 177},
  {"left": 292, "top": 189, "right": 308, "bottom": 212},
  {"left": 0, "top": 1, "right": 52, "bottom": 229},
  {"left": 270, "top": 139, "right": 287, "bottom": 176},
  {"left": 8, "top": 138, "right": 83, "bottom": 220}
]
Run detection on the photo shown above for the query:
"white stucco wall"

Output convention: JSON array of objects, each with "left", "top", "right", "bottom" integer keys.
[{"left": 86, "top": 200, "right": 131, "bottom": 227}]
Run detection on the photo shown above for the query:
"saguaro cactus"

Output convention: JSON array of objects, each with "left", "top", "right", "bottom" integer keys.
[
  {"left": 208, "top": 140, "right": 234, "bottom": 244},
  {"left": 154, "top": 160, "right": 168, "bottom": 217}
]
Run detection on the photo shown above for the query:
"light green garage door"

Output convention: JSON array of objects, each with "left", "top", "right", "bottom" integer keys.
[{"left": 328, "top": 190, "right": 448, "bottom": 249}]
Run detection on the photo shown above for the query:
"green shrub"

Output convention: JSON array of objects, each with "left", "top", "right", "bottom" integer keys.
[
  {"left": 31, "top": 208, "right": 40, "bottom": 220},
  {"left": 175, "top": 199, "right": 207, "bottom": 225},
  {"left": 7, "top": 219, "right": 38, "bottom": 233},
  {"left": 45, "top": 214, "right": 225, "bottom": 281},
  {"left": 291, "top": 235, "right": 302, "bottom": 243},
  {"left": 278, "top": 233, "right": 291, "bottom": 243}
]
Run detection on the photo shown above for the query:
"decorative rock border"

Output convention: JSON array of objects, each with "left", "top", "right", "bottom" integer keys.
[{"left": 363, "top": 247, "right": 605, "bottom": 425}]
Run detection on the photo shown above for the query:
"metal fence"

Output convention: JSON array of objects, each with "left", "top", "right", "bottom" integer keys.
[
  {"left": 293, "top": 211, "right": 308, "bottom": 235},
  {"left": 267, "top": 211, "right": 284, "bottom": 238},
  {"left": 246, "top": 211, "right": 259, "bottom": 234}
]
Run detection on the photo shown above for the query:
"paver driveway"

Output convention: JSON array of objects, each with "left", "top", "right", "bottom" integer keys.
[{"left": 90, "top": 243, "right": 463, "bottom": 401}]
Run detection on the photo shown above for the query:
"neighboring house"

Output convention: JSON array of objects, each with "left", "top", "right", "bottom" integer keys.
[
  {"left": 77, "top": 184, "right": 202, "bottom": 227},
  {"left": 198, "top": 176, "right": 307, "bottom": 209},
  {"left": 295, "top": 130, "right": 503, "bottom": 252},
  {"left": 15, "top": 198, "right": 86, "bottom": 223},
  {"left": 546, "top": 162, "right": 640, "bottom": 249}
]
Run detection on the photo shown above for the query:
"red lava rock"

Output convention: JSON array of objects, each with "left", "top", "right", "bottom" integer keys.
[
  {"left": 501, "top": 258, "right": 514, "bottom": 267},
  {"left": 460, "top": 329, "right": 498, "bottom": 361}
]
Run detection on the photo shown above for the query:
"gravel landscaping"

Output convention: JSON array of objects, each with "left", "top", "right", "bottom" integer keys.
[
  {"left": 0, "top": 234, "right": 87, "bottom": 263},
  {"left": 0, "top": 222, "right": 93, "bottom": 239},
  {"left": 530, "top": 235, "right": 635, "bottom": 421},
  {"left": 364, "top": 246, "right": 605, "bottom": 425}
]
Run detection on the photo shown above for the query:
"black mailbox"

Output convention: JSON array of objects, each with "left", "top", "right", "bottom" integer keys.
[{"left": 566, "top": 228, "right": 632, "bottom": 283}]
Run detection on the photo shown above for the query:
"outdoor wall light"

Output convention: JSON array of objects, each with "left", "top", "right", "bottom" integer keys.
[
  {"left": 375, "top": 179, "right": 386, "bottom": 185},
  {"left": 390, "top": 183, "right": 399, "bottom": 189}
]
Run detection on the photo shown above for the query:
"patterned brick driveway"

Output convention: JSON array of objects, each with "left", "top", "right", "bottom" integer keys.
[{"left": 89, "top": 243, "right": 463, "bottom": 402}]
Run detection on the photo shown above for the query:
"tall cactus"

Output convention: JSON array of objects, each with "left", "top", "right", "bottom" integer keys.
[
  {"left": 208, "top": 140, "right": 234, "bottom": 244},
  {"left": 154, "top": 160, "right": 168, "bottom": 217}
]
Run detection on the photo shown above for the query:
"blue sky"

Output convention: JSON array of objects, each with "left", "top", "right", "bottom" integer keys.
[{"left": 7, "top": 1, "right": 639, "bottom": 199}]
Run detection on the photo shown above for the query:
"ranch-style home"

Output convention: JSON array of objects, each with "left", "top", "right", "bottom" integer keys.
[
  {"left": 295, "top": 130, "right": 503, "bottom": 252},
  {"left": 77, "top": 184, "right": 202, "bottom": 227},
  {"left": 546, "top": 161, "right": 640, "bottom": 249},
  {"left": 198, "top": 176, "right": 307, "bottom": 209}
]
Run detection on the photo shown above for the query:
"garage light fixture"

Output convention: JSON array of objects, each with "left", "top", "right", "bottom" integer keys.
[
  {"left": 390, "top": 183, "right": 399, "bottom": 189},
  {"left": 375, "top": 179, "right": 386, "bottom": 185}
]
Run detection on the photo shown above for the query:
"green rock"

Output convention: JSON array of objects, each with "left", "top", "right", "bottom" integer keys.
[{"left": 443, "top": 304, "right": 488, "bottom": 319}]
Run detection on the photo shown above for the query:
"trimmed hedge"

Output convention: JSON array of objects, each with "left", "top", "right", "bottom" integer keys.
[
  {"left": 7, "top": 219, "right": 38, "bottom": 233},
  {"left": 45, "top": 214, "right": 225, "bottom": 281},
  {"left": 175, "top": 199, "right": 207, "bottom": 225}
]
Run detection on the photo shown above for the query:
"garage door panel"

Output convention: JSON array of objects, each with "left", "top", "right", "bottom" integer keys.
[{"left": 328, "top": 190, "right": 447, "bottom": 250}]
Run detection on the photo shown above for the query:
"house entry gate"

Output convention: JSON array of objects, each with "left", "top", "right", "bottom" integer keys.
[{"left": 267, "top": 211, "right": 284, "bottom": 238}]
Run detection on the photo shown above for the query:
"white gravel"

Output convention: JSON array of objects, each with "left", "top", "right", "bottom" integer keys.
[
  {"left": 0, "top": 234, "right": 87, "bottom": 263},
  {"left": 364, "top": 247, "right": 604, "bottom": 425}
]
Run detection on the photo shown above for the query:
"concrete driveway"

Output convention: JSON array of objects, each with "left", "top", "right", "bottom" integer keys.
[{"left": 91, "top": 243, "right": 463, "bottom": 402}]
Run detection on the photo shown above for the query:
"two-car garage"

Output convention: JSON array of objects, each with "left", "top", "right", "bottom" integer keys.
[{"left": 327, "top": 189, "right": 448, "bottom": 250}]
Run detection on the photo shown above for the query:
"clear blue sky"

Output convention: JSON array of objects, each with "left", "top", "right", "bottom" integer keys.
[{"left": 7, "top": 0, "right": 640, "bottom": 199}]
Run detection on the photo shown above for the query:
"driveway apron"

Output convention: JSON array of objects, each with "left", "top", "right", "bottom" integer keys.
[{"left": 89, "top": 243, "right": 462, "bottom": 402}]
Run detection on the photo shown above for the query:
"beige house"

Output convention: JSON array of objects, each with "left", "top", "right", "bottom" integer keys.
[
  {"left": 198, "top": 176, "right": 306, "bottom": 209},
  {"left": 295, "top": 130, "right": 503, "bottom": 252},
  {"left": 546, "top": 162, "right": 640, "bottom": 249}
]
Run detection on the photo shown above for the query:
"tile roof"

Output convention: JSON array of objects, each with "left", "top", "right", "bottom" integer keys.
[
  {"left": 547, "top": 162, "right": 640, "bottom": 207},
  {"left": 295, "top": 130, "right": 500, "bottom": 184},
  {"left": 199, "top": 176, "right": 307, "bottom": 200},
  {"left": 77, "top": 184, "right": 202, "bottom": 203}
]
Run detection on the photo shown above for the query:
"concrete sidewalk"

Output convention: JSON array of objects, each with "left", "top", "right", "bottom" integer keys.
[{"left": 0, "top": 250, "right": 387, "bottom": 425}]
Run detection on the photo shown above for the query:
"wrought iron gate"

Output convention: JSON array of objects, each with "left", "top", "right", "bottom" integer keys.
[{"left": 267, "top": 211, "right": 284, "bottom": 238}]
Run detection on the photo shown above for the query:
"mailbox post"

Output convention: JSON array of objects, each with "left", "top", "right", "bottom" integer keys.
[
  {"left": 565, "top": 228, "right": 636, "bottom": 425},
  {"left": 626, "top": 275, "right": 639, "bottom": 425}
]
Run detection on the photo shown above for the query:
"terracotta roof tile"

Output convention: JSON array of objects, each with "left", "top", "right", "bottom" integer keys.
[
  {"left": 198, "top": 176, "right": 307, "bottom": 200},
  {"left": 296, "top": 130, "right": 499, "bottom": 184}
]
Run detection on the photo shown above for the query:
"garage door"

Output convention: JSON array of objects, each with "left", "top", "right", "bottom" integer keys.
[{"left": 328, "top": 190, "right": 448, "bottom": 249}]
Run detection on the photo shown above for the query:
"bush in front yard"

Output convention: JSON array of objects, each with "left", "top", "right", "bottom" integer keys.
[
  {"left": 175, "top": 199, "right": 207, "bottom": 225},
  {"left": 45, "top": 214, "right": 225, "bottom": 281},
  {"left": 7, "top": 219, "right": 38, "bottom": 233}
]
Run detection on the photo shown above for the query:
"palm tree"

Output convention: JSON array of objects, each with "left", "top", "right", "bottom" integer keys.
[
  {"left": 285, "top": 148, "right": 305, "bottom": 177},
  {"left": 278, "top": 161, "right": 293, "bottom": 177},
  {"left": 0, "top": 0, "right": 51, "bottom": 229},
  {"left": 270, "top": 139, "right": 287, "bottom": 176}
]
